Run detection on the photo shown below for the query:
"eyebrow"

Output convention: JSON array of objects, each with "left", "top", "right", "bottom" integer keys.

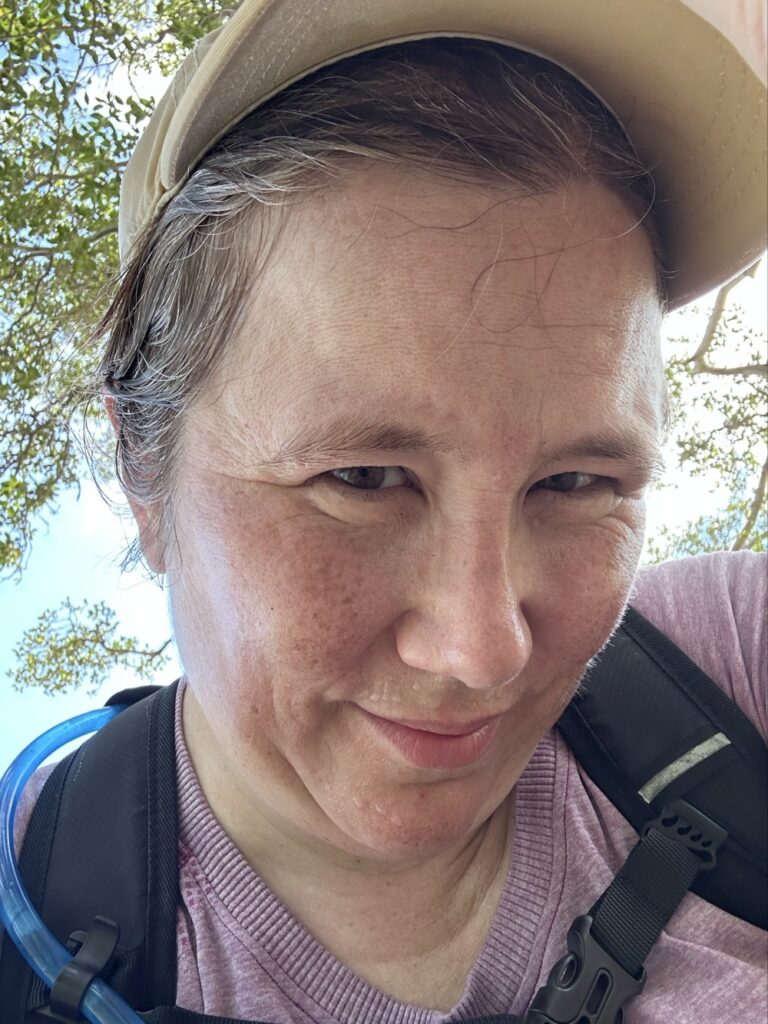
[
  {"left": 254, "top": 417, "right": 457, "bottom": 470},
  {"left": 254, "top": 416, "right": 663, "bottom": 475},
  {"left": 541, "top": 432, "right": 665, "bottom": 476}
]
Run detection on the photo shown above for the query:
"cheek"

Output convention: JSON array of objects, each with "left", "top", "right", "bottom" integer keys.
[
  {"left": 168, "top": 484, "right": 404, "bottom": 703},
  {"left": 525, "top": 505, "right": 645, "bottom": 703}
]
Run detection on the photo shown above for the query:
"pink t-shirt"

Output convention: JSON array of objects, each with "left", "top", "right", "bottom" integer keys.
[{"left": 12, "top": 551, "right": 768, "bottom": 1021}]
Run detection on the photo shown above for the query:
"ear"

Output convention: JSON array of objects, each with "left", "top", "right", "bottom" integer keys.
[{"left": 104, "top": 394, "right": 167, "bottom": 574}]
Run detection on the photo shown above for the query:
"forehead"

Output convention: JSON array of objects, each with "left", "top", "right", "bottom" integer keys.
[{"left": 200, "top": 166, "right": 663, "bottom": 450}]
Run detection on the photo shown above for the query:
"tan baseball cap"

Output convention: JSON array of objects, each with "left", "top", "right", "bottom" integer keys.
[{"left": 119, "top": 0, "right": 768, "bottom": 309}]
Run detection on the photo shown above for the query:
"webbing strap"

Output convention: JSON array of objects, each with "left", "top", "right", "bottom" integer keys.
[
  {"left": 590, "top": 826, "right": 700, "bottom": 977},
  {"left": 526, "top": 799, "right": 727, "bottom": 1022}
]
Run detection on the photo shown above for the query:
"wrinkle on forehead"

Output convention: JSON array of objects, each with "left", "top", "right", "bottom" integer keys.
[
  {"left": 191, "top": 169, "right": 664, "bottom": 455},
  {"left": 243, "top": 171, "right": 653, "bottom": 327}
]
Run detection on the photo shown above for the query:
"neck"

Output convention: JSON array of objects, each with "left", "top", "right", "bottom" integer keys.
[
  {"left": 243, "top": 792, "right": 513, "bottom": 951},
  {"left": 182, "top": 687, "right": 514, "bottom": 1003}
]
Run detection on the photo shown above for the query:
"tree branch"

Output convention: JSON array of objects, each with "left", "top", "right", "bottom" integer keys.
[
  {"left": 688, "top": 261, "right": 762, "bottom": 371},
  {"left": 693, "top": 362, "right": 768, "bottom": 378},
  {"left": 732, "top": 460, "right": 768, "bottom": 550},
  {"left": 100, "top": 637, "right": 174, "bottom": 659},
  {"left": 15, "top": 246, "right": 57, "bottom": 261},
  {"left": 85, "top": 223, "right": 118, "bottom": 244},
  {"left": 22, "top": 163, "right": 128, "bottom": 187},
  {"left": 15, "top": 223, "right": 117, "bottom": 260}
]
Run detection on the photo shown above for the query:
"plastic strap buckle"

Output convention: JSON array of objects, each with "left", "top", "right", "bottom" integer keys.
[
  {"left": 524, "top": 914, "right": 645, "bottom": 1024},
  {"left": 642, "top": 798, "right": 727, "bottom": 869},
  {"left": 34, "top": 916, "right": 120, "bottom": 1023}
]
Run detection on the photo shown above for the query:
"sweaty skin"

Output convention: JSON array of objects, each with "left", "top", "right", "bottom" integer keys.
[{"left": 129, "top": 167, "right": 666, "bottom": 1008}]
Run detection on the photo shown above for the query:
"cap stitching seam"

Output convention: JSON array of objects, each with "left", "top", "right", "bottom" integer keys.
[
  {"left": 692, "top": 99, "right": 765, "bottom": 233},
  {"left": 677, "top": 35, "right": 729, "bottom": 200},
  {"left": 229, "top": 0, "right": 331, "bottom": 115},
  {"left": 693, "top": 147, "right": 768, "bottom": 240},
  {"left": 687, "top": 60, "right": 752, "bottom": 205}
]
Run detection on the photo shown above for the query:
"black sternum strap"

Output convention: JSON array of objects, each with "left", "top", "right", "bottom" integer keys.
[
  {"left": 525, "top": 798, "right": 727, "bottom": 1024},
  {"left": 591, "top": 800, "right": 725, "bottom": 978}
]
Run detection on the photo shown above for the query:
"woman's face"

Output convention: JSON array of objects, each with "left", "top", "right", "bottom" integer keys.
[{"left": 148, "top": 167, "right": 665, "bottom": 860}]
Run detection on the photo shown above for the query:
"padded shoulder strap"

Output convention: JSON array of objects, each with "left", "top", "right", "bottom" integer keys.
[
  {"left": 0, "top": 682, "right": 179, "bottom": 1018},
  {"left": 557, "top": 605, "right": 768, "bottom": 929}
]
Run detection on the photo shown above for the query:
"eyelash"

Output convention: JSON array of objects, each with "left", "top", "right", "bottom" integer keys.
[{"left": 316, "top": 467, "right": 614, "bottom": 501}]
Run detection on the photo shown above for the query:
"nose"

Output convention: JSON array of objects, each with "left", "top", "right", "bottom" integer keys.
[{"left": 394, "top": 525, "right": 533, "bottom": 691}]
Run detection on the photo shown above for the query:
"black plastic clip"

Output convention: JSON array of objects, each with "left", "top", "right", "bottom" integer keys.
[
  {"left": 642, "top": 799, "right": 727, "bottom": 869},
  {"left": 524, "top": 914, "right": 645, "bottom": 1023},
  {"left": 34, "top": 916, "right": 120, "bottom": 1023}
]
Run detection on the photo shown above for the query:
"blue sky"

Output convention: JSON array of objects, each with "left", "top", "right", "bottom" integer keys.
[
  {"left": 1, "top": 255, "right": 765, "bottom": 779},
  {"left": 0, "top": 484, "right": 181, "bottom": 772}
]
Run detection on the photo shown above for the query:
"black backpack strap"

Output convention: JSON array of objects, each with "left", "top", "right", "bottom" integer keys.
[
  {"left": 556, "top": 604, "right": 767, "bottom": 928},
  {"left": 527, "top": 605, "right": 768, "bottom": 1023},
  {"left": 0, "top": 682, "right": 180, "bottom": 1020}
]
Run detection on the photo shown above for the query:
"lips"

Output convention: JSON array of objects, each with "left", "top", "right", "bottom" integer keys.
[
  {"left": 368, "top": 714, "right": 500, "bottom": 736},
  {"left": 358, "top": 708, "right": 503, "bottom": 769}
]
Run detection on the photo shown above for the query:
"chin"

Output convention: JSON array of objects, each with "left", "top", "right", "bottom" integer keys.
[{"left": 326, "top": 784, "right": 504, "bottom": 859}]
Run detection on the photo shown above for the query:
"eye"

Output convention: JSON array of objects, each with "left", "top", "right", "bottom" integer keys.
[
  {"left": 325, "top": 466, "right": 411, "bottom": 493},
  {"left": 530, "top": 472, "right": 605, "bottom": 494},
  {"left": 315, "top": 468, "right": 613, "bottom": 499}
]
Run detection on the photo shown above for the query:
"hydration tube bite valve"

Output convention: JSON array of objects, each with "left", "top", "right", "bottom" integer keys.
[{"left": 0, "top": 707, "right": 143, "bottom": 1024}]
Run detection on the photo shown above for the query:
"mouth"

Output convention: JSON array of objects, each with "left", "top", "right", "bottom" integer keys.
[
  {"left": 358, "top": 708, "right": 504, "bottom": 770},
  {"left": 367, "top": 713, "right": 502, "bottom": 736}
]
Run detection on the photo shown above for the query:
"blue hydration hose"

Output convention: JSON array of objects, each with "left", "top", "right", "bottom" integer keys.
[{"left": 0, "top": 706, "right": 144, "bottom": 1024}]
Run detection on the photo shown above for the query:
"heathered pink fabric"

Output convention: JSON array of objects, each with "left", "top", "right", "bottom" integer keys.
[{"left": 10, "top": 551, "right": 768, "bottom": 1020}]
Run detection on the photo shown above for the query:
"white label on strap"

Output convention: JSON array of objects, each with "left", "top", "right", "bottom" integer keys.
[{"left": 638, "top": 732, "right": 732, "bottom": 803}]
